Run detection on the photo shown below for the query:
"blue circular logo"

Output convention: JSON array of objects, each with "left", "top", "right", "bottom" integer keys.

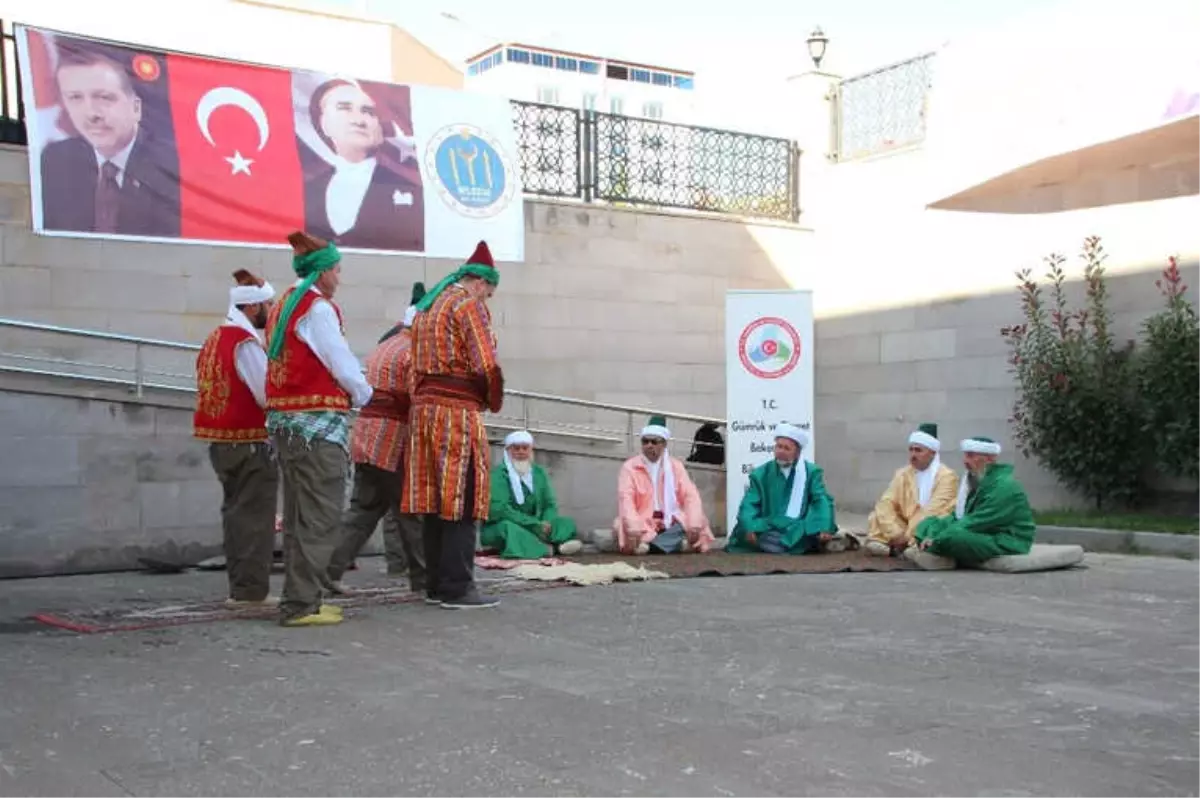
[{"left": 425, "top": 124, "right": 516, "bottom": 219}]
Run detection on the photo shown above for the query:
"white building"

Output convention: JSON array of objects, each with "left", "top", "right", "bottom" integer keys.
[{"left": 464, "top": 43, "right": 696, "bottom": 123}]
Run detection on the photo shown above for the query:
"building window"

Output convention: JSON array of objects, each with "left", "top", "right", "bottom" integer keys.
[
  {"left": 532, "top": 52, "right": 553, "bottom": 68},
  {"left": 606, "top": 64, "right": 629, "bottom": 80},
  {"left": 580, "top": 60, "right": 600, "bottom": 75},
  {"left": 643, "top": 101, "right": 663, "bottom": 119},
  {"left": 537, "top": 86, "right": 560, "bottom": 105},
  {"left": 468, "top": 63, "right": 479, "bottom": 76},
  {"left": 582, "top": 93, "right": 597, "bottom": 111},
  {"left": 631, "top": 69, "right": 650, "bottom": 83},
  {"left": 507, "top": 48, "right": 531, "bottom": 64},
  {"left": 610, "top": 96, "right": 624, "bottom": 115},
  {"left": 673, "top": 75, "right": 694, "bottom": 90},
  {"left": 652, "top": 72, "right": 671, "bottom": 87},
  {"left": 555, "top": 56, "right": 578, "bottom": 71}
]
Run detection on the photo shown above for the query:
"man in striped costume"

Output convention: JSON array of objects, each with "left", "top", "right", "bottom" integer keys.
[
  {"left": 327, "top": 282, "right": 428, "bottom": 594},
  {"left": 265, "top": 231, "right": 374, "bottom": 627},
  {"left": 194, "top": 269, "right": 277, "bottom": 607},
  {"left": 402, "top": 241, "right": 504, "bottom": 610}
]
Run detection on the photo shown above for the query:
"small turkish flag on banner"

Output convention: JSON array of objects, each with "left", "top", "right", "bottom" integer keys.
[{"left": 167, "top": 54, "right": 304, "bottom": 243}]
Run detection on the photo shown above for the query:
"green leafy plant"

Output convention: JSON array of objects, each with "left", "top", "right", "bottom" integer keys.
[
  {"left": 1138, "top": 256, "right": 1199, "bottom": 481},
  {"left": 1001, "top": 236, "right": 1146, "bottom": 509}
]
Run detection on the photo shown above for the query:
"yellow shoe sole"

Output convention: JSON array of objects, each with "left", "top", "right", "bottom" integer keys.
[
  {"left": 282, "top": 612, "right": 342, "bottom": 627},
  {"left": 319, "top": 604, "right": 344, "bottom": 617}
]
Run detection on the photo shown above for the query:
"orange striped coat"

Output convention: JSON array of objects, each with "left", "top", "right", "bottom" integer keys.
[{"left": 401, "top": 284, "right": 503, "bottom": 521}]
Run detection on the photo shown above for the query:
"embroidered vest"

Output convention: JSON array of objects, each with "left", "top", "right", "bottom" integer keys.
[
  {"left": 265, "top": 288, "right": 351, "bottom": 413},
  {"left": 193, "top": 325, "right": 268, "bottom": 442}
]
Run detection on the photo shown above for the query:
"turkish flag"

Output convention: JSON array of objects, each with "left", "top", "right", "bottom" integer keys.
[{"left": 167, "top": 54, "right": 304, "bottom": 243}]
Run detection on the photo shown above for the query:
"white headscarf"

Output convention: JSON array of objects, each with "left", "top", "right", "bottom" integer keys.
[
  {"left": 771, "top": 423, "right": 809, "bottom": 518},
  {"left": 955, "top": 438, "right": 1002, "bottom": 517},
  {"left": 503, "top": 430, "right": 535, "bottom": 505},
  {"left": 914, "top": 454, "right": 941, "bottom": 508},
  {"left": 226, "top": 281, "right": 275, "bottom": 343}
]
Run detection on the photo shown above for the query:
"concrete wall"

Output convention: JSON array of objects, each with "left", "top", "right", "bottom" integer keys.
[
  {"left": 0, "top": 375, "right": 724, "bottom": 578},
  {"left": 0, "top": 145, "right": 807, "bottom": 428},
  {"left": 789, "top": 138, "right": 1200, "bottom": 512}
]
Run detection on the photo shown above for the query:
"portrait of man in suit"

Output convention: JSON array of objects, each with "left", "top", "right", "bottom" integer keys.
[
  {"left": 38, "top": 46, "right": 181, "bottom": 237},
  {"left": 300, "top": 78, "right": 425, "bottom": 253}
]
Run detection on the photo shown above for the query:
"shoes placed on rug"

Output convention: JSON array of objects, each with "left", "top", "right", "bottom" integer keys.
[
  {"left": 863, "top": 539, "right": 891, "bottom": 557},
  {"left": 440, "top": 591, "right": 500, "bottom": 610},
  {"left": 556, "top": 540, "right": 583, "bottom": 556},
  {"left": 328, "top": 581, "right": 355, "bottom": 596},
  {"left": 224, "top": 595, "right": 280, "bottom": 608},
  {"left": 281, "top": 612, "right": 342, "bottom": 627}
]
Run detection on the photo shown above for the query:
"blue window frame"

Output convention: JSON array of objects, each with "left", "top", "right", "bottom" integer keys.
[
  {"left": 468, "top": 63, "right": 479, "bottom": 76},
  {"left": 580, "top": 60, "right": 600, "bottom": 74},
  {"left": 507, "top": 48, "right": 531, "bottom": 64},
  {"left": 652, "top": 72, "right": 671, "bottom": 86},
  {"left": 673, "top": 75, "right": 694, "bottom": 90},
  {"left": 532, "top": 52, "right": 553, "bottom": 67},
  {"left": 631, "top": 69, "right": 650, "bottom": 83},
  {"left": 555, "top": 56, "right": 578, "bottom": 71}
]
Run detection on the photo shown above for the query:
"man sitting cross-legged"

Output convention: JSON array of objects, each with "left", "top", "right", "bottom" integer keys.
[
  {"left": 910, "top": 436, "right": 1036, "bottom": 568},
  {"left": 613, "top": 416, "right": 715, "bottom": 555},
  {"left": 726, "top": 423, "right": 841, "bottom": 554},
  {"left": 864, "top": 423, "right": 958, "bottom": 557},
  {"left": 480, "top": 430, "right": 582, "bottom": 558}
]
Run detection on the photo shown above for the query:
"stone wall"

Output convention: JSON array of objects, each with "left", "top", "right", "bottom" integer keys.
[
  {"left": 0, "top": 145, "right": 808, "bottom": 428},
  {"left": 0, "top": 375, "right": 725, "bottom": 578}
]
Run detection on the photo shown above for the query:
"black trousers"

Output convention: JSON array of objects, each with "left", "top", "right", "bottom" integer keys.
[{"left": 423, "top": 456, "right": 478, "bottom": 601}]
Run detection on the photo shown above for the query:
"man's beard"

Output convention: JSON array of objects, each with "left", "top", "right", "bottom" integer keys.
[
  {"left": 775, "top": 458, "right": 795, "bottom": 469},
  {"left": 511, "top": 458, "right": 533, "bottom": 476},
  {"left": 253, "top": 307, "right": 269, "bottom": 329}
]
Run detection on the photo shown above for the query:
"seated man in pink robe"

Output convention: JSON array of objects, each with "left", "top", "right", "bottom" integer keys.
[{"left": 612, "top": 415, "right": 715, "bottom": 555}]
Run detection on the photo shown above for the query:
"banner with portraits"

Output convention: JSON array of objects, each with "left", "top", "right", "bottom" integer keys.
[{"left": 15, "top": 25, "right": 524, "bottom": 260}]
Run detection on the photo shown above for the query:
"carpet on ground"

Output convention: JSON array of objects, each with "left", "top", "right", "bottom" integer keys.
[
  {"left": 29, "top": 577, "right": 568, "bottom": 635},
  {"left": 563, "top": 550, "right": 917, "bottom": 578}
]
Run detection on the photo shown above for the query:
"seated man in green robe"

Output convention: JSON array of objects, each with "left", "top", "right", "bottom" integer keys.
[
  {"left": 727, "top": 423, "right": 840, "bottom": 555},
  {"left": 911, "top": 436, "right": 1036, "bottom": 567},
  {"left": 480, "top": 430, "right": 583, "bottom": 559}
]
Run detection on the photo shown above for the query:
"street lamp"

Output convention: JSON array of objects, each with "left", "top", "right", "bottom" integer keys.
[{"left": 806, "top": 26, "right": 829, "bottom": 70}]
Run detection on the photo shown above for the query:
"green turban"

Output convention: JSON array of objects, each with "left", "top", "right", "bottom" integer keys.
[{"left": 267, "top": 242, "right": 341, "bottom": 360}]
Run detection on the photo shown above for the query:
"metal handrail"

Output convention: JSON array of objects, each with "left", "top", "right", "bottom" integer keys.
[{"left": 0, "top": 317, "right": 727, "bottom": 445}]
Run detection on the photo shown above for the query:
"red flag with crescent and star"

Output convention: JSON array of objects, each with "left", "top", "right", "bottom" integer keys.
[{"left": 166, "top": 53, "right": 304, "bottom": 243}]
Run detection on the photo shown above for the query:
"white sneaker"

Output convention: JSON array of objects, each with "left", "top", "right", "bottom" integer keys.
[
  {"left": 635, "top": 543, "right": 651, "bottom": 556},
  {"left": 863, "top": 539, "right": 891, "bottom": 557},
  {"left": 225, "top": 595, "right": 280, "bottom": 608},
  {"left": 556, "top": 540, "right": 583, "bottom": 556}
]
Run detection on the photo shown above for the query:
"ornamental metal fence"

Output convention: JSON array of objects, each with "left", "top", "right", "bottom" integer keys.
[{"left": 834, "top": 52, "right": 935, "bottom": 161}]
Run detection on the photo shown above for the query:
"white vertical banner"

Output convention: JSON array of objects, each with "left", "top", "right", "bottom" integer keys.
[{"left": 724, "top": 290, "right": 815, "bottom": 534}]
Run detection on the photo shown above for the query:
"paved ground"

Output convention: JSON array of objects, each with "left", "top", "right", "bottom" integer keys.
[{"left": 0, "top": 554, "right": 1196, "bottom": 797}]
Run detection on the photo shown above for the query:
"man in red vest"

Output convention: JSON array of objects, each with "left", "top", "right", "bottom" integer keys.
[
  {"left": 194, "top": 269, "right": 278, "bottom": 608},
  {"left": 265, "top": 231, "right": 374, "bottom": 627}
]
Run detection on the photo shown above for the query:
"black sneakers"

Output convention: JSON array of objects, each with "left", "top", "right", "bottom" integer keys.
[{"left": 439, "top": 591, "right": 500, "bottom": 610}]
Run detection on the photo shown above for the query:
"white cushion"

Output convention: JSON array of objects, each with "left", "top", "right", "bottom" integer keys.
[{"left": 979, "top": 543, "right": 1085, "bottom": 573}]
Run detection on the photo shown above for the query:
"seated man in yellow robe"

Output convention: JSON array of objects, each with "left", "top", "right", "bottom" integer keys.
[
  {"left": 480, "top": 431, "right": 582, "bottom": 559},
  {"left": 864, "top": 423, "right": 957, "bottom": 557}
]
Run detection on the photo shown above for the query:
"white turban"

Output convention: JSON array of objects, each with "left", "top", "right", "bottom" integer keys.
[
  {"left": 504, "top": 430, "right": 534, "bottom": 447},
  {"left": 961, "top": 437, "right": 1002, "bottom": 455},
  {"left": 229, "top": 281, "right": 275, "bottom": 306},
  {"left": 908, "top": 430, "right": 940, "bottom": 451},
  {"left": 641, "top": 423, "right": 670, "bottom": 440},
  {"left": 402, "top": 305, "right": 418, "bottom": 328},
  {"left": 774, "top": 422, "right": 809, "bottom": 448}
]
